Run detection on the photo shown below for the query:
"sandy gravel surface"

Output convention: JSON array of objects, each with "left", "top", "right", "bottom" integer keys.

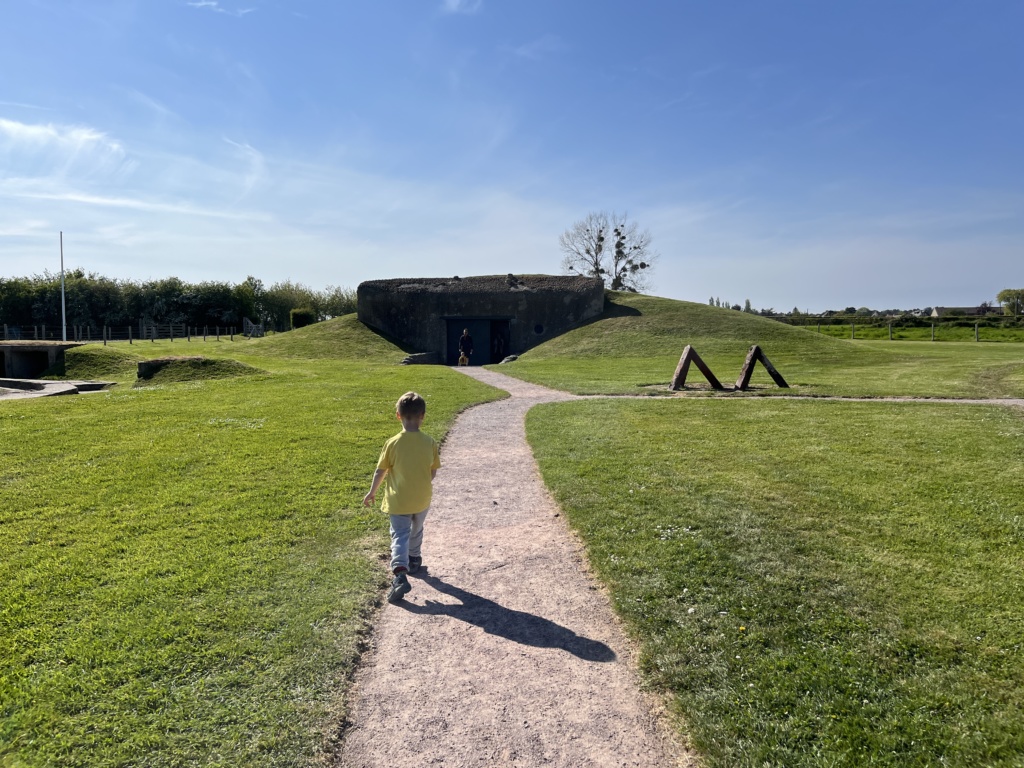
[{"left": 333, "top": 368, "right": 694, "bottom": 768}]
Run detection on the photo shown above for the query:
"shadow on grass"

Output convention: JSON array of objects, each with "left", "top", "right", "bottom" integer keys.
[
  {"left": 362, "top": 323, "right": 422, "bottom": 355},
  {"left": 398, "top": 571, "right": 616, "bottom": 662},
  {"left": 601, "top": 295, "right": 643, "bottom": 318}
]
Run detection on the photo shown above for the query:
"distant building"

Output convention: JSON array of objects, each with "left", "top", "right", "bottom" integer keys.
[
  {"left": 930, "top": 306, "right": 999, "bottom": 318},
  {"left": 357, "top": 274, "right": 605, "bottom": 365}
]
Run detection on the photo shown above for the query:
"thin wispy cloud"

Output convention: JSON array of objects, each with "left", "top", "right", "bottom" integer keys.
[
  {"left": 186, "top": 1, "right": 255, "bottom": 18},
  {"left": 0, "top": 101, "right": 53, "bottom": 112},
  {"left": 3, "top": 187, "right": 263, "bottom": 220},
  {"left": 441, "top": 0, "right": 482, "bottom": 15},
  {"left": 119, "top": 88, "right": 178, "bottom": 121},
  {"left": 868, "top": 198, "right": 1024, "bottom": 235},
  {"left": 0, "top": 219, "right": 50, "bottom": 238},
  {"left": 510, "top": 35, "right": 563, "bottom": 62},
  {"left": 0, "top": 118, "right": 128, "bottom": 181},
  {"left": 223, "top": 138, "right": 266, "bottom": 197},
  {"left": 0, "top": 118, "right": 124, "bottom": 156}
]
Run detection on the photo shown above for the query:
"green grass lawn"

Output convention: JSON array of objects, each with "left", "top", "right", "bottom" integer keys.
[
  {"left": 1, "top": 316, "right": 503, "bottom": 767},
  {"left": 508, "top": 293, "right": 1024, "bottom": 764},
  {"left": 527, "top": 398, "right": 1024, "bottom": 767},
  {"left": 814, "top": 322, "right": 1024, "bottom": 343},
  {"left": 494, "top": 293, "right": 1024, "bottom": 398},
  {"left": 7, "top": 294, "right": 1024, "bottom": 767}
]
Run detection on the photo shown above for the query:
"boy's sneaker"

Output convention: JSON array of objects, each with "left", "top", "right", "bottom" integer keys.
[
  {"left": 408, "top": 556, "right": 422, "bottom": 575},
  {"left": 387, "top": 571, "right": 411, "bottom": 603}
]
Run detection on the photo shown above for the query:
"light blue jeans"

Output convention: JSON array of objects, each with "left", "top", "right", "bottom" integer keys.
[{"left": 389, "top": 508, "right": 429, "bottom": 573}]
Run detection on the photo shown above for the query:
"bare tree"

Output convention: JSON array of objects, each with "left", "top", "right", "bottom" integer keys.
[
  {"left": 559, "top": 211, "right": 608, "bottom": 281},
  {"left": 559, "top": 211, "right": 656, "bottom": 293}
]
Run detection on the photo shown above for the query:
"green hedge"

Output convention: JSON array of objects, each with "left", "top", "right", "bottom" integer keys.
[{"left": 290, "top": 307, "right": 317, "bottom": 330}]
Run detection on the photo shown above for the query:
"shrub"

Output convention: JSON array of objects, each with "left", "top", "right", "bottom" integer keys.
[{"left": 290, "top": 307, "right": 317, "bottom": 330}]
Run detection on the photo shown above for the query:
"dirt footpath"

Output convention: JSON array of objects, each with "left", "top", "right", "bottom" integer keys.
[{"left": 333, "top": 368, "right": 693, "bottom": 768}]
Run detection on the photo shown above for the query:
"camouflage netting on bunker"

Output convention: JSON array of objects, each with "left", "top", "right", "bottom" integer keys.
[{"left": 357, "top": 274, "right": 605, "bottom": 365}]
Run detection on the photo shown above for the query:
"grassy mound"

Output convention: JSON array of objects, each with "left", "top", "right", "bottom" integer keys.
[
  {"left": 246, "top": 314, "right": 408, "bottom": 362},
  {"left": 499, "top": 292, "right": 865, "bottom": 394},
  {"left": 500, "top": 292, "right": 1024, "bottom": 398},
  {"left": 529, "top": 293, "right": 845, "bottom": 358},
  {"left": 134, "top": 356, "right": 266, "bottom": 386},
  {"left": 43, "top": 344, "right": 141, "bottom": 381}
]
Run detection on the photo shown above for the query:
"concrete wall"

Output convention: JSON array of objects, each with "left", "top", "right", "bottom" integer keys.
[
  {"left": 357, "top": 275, "right": 605, "bottom": 361},
  {"left": 0, "top": 343, "right": 77, "bottom": 378}
]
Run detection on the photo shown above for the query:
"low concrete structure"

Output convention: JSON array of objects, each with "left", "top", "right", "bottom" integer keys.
[
  {"left": 0, "top": 341, "right": 82, "bottom": 379},
  {"left": 357, "top": 274, "right": 605, "bottom": 365},
  {"left": 0, "top": 378, "right": 113, "bottom": 400}
]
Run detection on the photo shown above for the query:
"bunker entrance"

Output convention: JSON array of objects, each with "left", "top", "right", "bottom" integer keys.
[
  {"left": 445, "top": 319, "right": 511, "bottom": 366},
  {"left": 9, "top": 350, "right": 50, "bottom": 378}
]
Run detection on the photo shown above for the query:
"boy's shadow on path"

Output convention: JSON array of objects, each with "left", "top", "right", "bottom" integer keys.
[{"left": 398, "top": 570, "right": 616, "bottom": 663}]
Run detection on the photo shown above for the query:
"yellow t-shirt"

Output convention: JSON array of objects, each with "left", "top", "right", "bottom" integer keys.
[{"left": 375, "top": 430, "right": 441, "bottom": 515}]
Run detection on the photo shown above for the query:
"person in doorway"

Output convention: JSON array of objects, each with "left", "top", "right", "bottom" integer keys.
[
  {"left": 492, "top": 333, "right": 505, "bottom": 360},
  {"left": 459, "top": 328, "right": 474, "bottom": 362},
  {"left": 362, "top": 392, "right": 441, "bottom": 603}
]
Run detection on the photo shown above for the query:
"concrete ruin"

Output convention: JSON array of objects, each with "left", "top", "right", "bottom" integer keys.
[
  {"left": 357, "top": 274, "right": 605, "bottom": 365},
  {"left": 0, "top": 378, "right": 113, "bottom": 399},
  {"left": 0, "top": 341, "right": 81, "bottom": 379}
]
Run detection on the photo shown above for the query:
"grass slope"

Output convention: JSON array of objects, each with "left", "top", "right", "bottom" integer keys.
[
  {"left": 242, "top": 314, "right": 408, "bottom": 363},
  {"left": 528, "top": 399, "right": 1024, "bottom": 767},
  {"left": 43, "top": 344, "right": 142, "bottom": 381},
  {"left": 497, "top": 293, "right": 1024, "bottom": 398},
  {"left": 134, "top": 356, "right": 266, "bottom": 387},
  {"left": 1, "top": 316, "right": 503, "bottom": 767}
]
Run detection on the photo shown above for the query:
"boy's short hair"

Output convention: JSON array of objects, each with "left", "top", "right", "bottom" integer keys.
[{"left": 396, "top": 391, "right": 426, "bottom": 417}]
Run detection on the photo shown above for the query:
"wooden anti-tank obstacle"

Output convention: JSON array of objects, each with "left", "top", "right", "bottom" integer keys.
[
  {"left": 670, "top": 345, "right": 724, "bottom": 390},
  {"left": 670, "top": 344, "right": 790, "bottom": 391},
  {"left": 735, "top": 345, "right": 789, "bottom": 390}
]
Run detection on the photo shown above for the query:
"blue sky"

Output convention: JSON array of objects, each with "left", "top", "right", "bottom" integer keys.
[{"left": 1, "top": 0, "right": 1021, "bottom": 311}]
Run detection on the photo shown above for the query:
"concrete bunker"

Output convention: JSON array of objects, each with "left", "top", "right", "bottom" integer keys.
[
  {"left": 0, "top": 342, "right": 81, "bottom": 379},
  {"left": 357, "top": 275, "right": 605, "bottom": 365}
]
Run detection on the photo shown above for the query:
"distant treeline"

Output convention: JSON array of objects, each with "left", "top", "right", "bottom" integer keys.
[
  {"left": 775, "top": 314, "right": 1024, "bottom": 328},
  {"left": 0, "top": 272, "right": 356, "bottom": 333}
]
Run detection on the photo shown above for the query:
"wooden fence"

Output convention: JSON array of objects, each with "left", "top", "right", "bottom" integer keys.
[{"left": 2, "top": 324, "right": 239, "bottom": 343}]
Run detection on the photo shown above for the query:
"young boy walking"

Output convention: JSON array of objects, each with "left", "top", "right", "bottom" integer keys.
[{"left": 362, "top": 392, "right": 441, "bottom": 603}]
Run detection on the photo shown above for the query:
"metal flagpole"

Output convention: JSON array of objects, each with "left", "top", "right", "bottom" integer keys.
[{"left": 60, "top": 231, "right": 67, "bottom": 341}]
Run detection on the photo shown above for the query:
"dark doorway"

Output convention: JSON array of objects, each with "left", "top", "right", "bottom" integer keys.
[
  {"left": 446, "top": 319, "right": 512, "bottom": 365},
  {"left": 446, "top": 319, "right": 490, "bottom": 366},
  {"left": 489, "top": 320, "right": 510, "bottom": 363},
  {"left": 10, "top": 350, "right": 49, "bottom": 378}
]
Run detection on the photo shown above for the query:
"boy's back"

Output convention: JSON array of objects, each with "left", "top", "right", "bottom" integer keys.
[{"left": 377, "top": 429, "right": 439, "bottom": 515}]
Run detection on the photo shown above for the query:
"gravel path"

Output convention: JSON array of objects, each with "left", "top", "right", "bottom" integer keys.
[
  {"left": 330, "top": 371, "right": 1023, "bottom": 767},
  {"left": 333, "top": 368, "right": 694, "bottom": 768}
]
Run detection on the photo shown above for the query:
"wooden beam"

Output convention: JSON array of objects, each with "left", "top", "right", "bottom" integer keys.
[
  {"left": 670, "top": 345, "right": 724, "bottom": 390},
  {"left": 735, "top": 345, "right": 789, "bottom": 390}
]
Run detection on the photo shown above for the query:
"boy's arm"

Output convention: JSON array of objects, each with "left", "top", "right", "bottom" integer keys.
[{"left": 362, "top": 468, "right": 387, "bottom": 507}]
